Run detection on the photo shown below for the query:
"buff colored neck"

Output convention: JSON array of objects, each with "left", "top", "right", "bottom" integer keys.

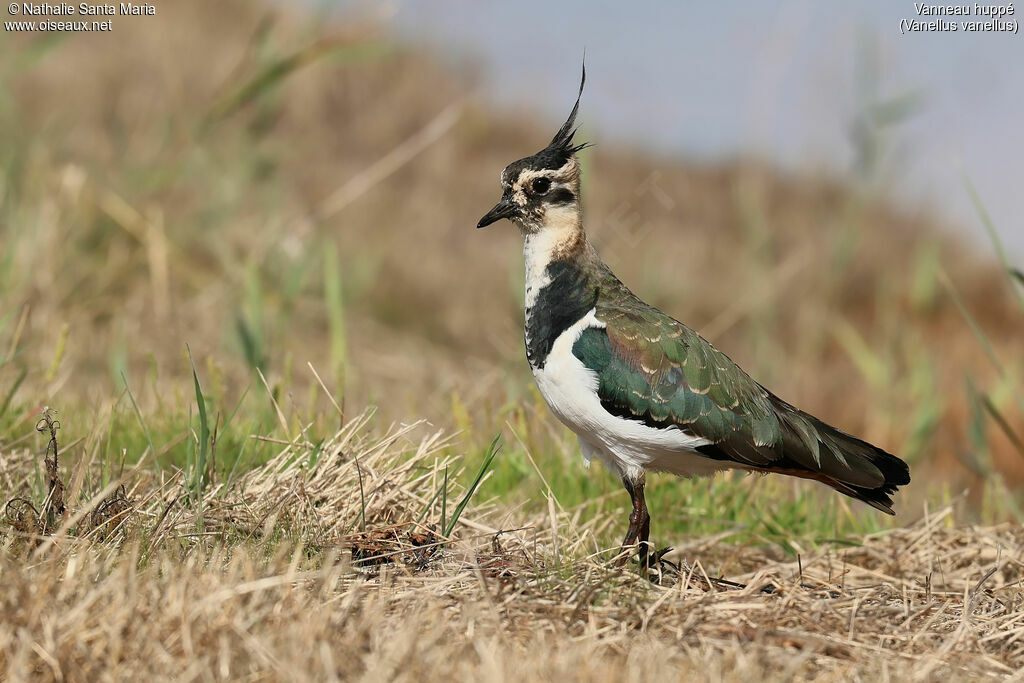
[{"left": 523, "top": 205, "right": 587, "bottom": 308}]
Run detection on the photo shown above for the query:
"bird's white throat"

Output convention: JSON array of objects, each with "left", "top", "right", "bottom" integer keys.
[{"left": 522, "top": 209, "right": 582, "bottom": 310}]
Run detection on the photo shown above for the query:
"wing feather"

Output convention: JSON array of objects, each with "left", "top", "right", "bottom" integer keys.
[{"left": 571, "top": 301, "right": 909, "bottom": 512}]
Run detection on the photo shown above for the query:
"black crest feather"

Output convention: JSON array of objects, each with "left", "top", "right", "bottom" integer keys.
[
  {"left": 550, "top": 62, "right": 587, "bottom": 152},
  {"left": 527, "top": 63, "right": 588, "bottom": 171}
]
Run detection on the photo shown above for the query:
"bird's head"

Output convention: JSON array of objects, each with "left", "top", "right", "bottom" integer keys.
[{"left": 477, "top": 65, "right": 588, "bottom": 235}]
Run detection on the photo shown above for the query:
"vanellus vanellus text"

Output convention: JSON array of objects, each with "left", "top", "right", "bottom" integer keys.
[{"left": 477, "top": 66, "right": 911, "bottom": 569}]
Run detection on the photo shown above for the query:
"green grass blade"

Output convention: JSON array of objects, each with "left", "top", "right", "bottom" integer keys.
[
  {"left": 939, "top": 269, "right": 1024, "bottom": 416},
  {"left": 122, "top": 372, "right": 155, "bottom": 460},
  {"left": 220, "top": 383, "right": 252, "bottom": 437},
  {"left": 981, "top": 394, "right": 1024, "bottom": 462},
  {"left": 323, "top": 243, "right": 347, "bottom": 384},
  {"left": 0, "top": 366, "right": 26, "bottom": 421},
  {"left": 441, "top": 465, "right": 448, "bottom": 533},
  {"left": 235, "top": 317, "right": 264, "bottom": 373},
  {"left": 444, "top": 434, "right": 501, "bottom": 537},
  {"left": 963, "top": 173, "right": 1024, "bottom": 311},
  {"left": 938, "top": 270, "right": 1004, "bottom": 373},
  {"left": 186, "top": 346, "right": 210, "bottom": 529},
  {"left": 224, "top": 419, "right": 258, "bottom": 489},
  {"left": 307, "top": 439, "right": 325, "bottom": 470},
  {"left": 416, "top": 480, "right": 447, "bottom": 525},
  {"left": 204, "top": 39, "right": 391, "bottom": 127}
]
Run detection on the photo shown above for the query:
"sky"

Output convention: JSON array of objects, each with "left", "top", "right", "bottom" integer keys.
[{"left": 342, "top": 1, "right": 1023, "bottom": 257}]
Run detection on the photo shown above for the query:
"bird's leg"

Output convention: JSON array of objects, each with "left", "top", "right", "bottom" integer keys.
[{"left": 617, "top": 473, "right": 650, "bottom": 570}]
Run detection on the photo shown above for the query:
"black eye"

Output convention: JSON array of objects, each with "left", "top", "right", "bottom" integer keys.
[{"left": 531, "top": 177, "right": 551, "bottom": 195}]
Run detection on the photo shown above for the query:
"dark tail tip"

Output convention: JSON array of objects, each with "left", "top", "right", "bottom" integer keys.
[
  {"left": 810, "top": 416, "right": 910, "bottom": 514},
  {"left": 840, "top": 443, "right": 910, "bottom": 515}
]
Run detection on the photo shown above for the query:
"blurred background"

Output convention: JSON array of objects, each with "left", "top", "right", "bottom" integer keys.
[
  {"left": 388, "top": 0, "right": 1024, "bottom": 255},
  {"left": 1, "top": 0, "right": 1022, "bottom": 536}
]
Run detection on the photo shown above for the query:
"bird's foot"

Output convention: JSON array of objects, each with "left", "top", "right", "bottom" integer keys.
[
  {"left": 610, "top": 543, "right": 669, "bottom": 578},
  {"left": 640, "top": 547, "right": 680, "bottom": 585},
  {"left": 644, "top": 555, "right": 760, "bottom": 591},
  {"left": 611, "top": 543, "right": 641, "bottom": 568}
]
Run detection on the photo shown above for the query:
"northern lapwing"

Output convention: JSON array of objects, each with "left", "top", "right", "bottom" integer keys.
[{"left": 477, "top": 66, "right": 911, "bottom": 568}]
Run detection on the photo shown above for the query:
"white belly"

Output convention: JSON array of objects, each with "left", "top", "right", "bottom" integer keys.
[{"left": 530, "top": 309, "right": 738, "bottom": 481}]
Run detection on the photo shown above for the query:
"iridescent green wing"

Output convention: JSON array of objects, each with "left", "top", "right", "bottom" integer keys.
[
  {"left": 572, "top": 302, "right": 895, "bottom": 495},
  {"left": 572, "top": 304, "right": 782, "bottom": 463}
]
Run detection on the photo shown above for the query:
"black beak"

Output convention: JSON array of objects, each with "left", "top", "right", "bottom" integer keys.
[{"left": 477, "top": 196, "right": 516, "bottom": 229}]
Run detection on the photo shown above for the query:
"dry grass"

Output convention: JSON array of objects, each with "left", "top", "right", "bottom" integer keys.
[{"left": 2, "top": 413, "right": 1023, "bottom": 682}]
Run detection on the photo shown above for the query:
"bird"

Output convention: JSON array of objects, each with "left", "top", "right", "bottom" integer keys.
[{"left": 476, "top": 66, "right": 911, "bottom": 569}]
